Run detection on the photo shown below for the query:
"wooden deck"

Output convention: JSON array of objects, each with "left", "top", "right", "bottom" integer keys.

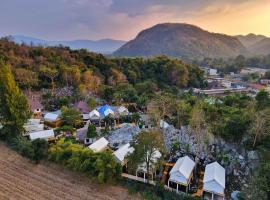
[{"left": 192, "top": 171, "right": 204, "bottom": 197}]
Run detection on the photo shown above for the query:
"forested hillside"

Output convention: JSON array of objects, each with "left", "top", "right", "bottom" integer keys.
[
  {"left": 114, "top": 23, "right": 247, "bottom": 59},
  {"left": 0, "top": 37, "right": 204, "bottom": 105}
]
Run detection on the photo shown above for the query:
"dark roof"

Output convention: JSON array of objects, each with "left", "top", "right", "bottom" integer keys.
[
  {"left": 73, "top": 101, "right": 90, "bottom": 114},
  {"left": 28, "top": 98, "right": 43, "bottom": 110}
]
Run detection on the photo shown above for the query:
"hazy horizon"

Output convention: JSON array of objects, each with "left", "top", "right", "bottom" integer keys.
[{"left": 1, "top": 0, "right": 270, "bottom": 41}]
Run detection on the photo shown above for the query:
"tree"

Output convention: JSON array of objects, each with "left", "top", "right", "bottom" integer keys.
[
  {"left": 0, "top": 63, "right": 31, "bottom": 136},
  {"left": 87, "top": 97, "right": 97, "bottom": 109},
  {"left": 256, "top": 90, "right": 270, "bottom": 110},
  {"left": 61, "top": 107, "right": 83, "bottom": 127},
  {"left": 189, "top": 102, "right": 210, "bottom": 153},
  {"left": 250, "top": 109, "right": 270, "bottom": 148},
  {"left": 147, "top": 93, "right": 175, "bottom": 128},
  {"left": 175, "top": 100, "right": 191, "bottom": 128},
  {"left": 87, "top": 124, "right": 97, "bottom": 138},
  {"left": 82, "top": 70, "right": 101, "bottom": 94},
  {"left": 39, "top": 65, "right": 58, "bottom": 91},
  {"left": 127, "top": 129, "right": 165, "bottom": 182},
  {"left": 14, "top": 68, "right": 38, "bottom": 93}
]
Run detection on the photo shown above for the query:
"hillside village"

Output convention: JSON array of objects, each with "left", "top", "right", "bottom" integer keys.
[{"left": 0, "top": 39, "right": 270, "bottom": 200}]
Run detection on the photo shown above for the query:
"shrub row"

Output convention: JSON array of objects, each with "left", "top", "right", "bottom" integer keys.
[{"left": 48, "top": 139, "right": 121, "bottom": 183}]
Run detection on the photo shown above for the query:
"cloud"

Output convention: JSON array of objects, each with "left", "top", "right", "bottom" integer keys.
[{"left": 0, "top": 0, "right": 269, "bottom": 40}]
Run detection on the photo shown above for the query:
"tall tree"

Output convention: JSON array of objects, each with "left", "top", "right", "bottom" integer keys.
[
  {"left": 14, "top": 68, "right": 38, "bottom": 94},
  {"left": 189, "top": 102, "right": 209, "bottom": 153},
  {"left": 0, "top": 63, "right": 31, "bottom": 136},
  {"left": 39, "top": 65, "right": 58, "bottom": 91},
  {"left": 147, "top": 93, "right": 175, "bottom": 128},
  {"left": 127, "top": 129, "right": 165, "bottom": 182},
  {"left": 250, "top": 109, "right": 270, "bottom": 148}
]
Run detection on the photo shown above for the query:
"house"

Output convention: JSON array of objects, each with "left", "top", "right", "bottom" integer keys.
[
  {"left": 202, "top": 67, "right": 218, "bottom": 76},
  {"left": 23, "top": 119, "right": 44, "bottom": 134},
  {"left": 29, "top": 129, "right": 55, "bottom": 141},
  {"left": 136, "top": 150, "right": 162, "bottom": 182},
  {"left": 73, "top": 101, "right": 90, "bottom": 114},
  {"left": 203, "top": 162, "right": 225, "bottom": 200},
  {"left": 113, "top": 143, "right": 134, "bottom": 166},
  {"left": 168, "top": 156, "right": 196, "bottom": 193},
  {"left": 44, "top": 112, "right": 61, "bottom": 128},
  {"left": 89, "top": 109, "right": 100, "bottom": 120},
  {"left": 260, "top": 79, "right": 270, "bottom": 85},
  {"left": 28, "top": 98, "right": 43, "bottom": 119},
  {"left": 97, "top": 105, "right": 114, "bottom": 117},
  {"left": 88, "top": 137, "right": 109, "bottom": 153}
]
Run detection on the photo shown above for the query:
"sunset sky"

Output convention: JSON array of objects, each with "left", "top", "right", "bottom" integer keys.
[{"left": 0, "top": 0, "right": 270, "bottom": 40}]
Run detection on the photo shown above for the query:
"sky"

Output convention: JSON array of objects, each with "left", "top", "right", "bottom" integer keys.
[{"left": 0, "top": 0, "right": 270, "bottom": 41}]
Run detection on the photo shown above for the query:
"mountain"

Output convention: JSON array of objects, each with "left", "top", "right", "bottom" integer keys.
[
  {"left": 114, "top": 23, "right": 247, "bottom": 59},
  {"left": 236, "top": 33, "right": 267, "bottom": 48},
  {"left": 248, "top": 38, "right": 270, "bottom": 55},
  {"left": 11, "top": 35, "right": 126, "bottom": 54}
]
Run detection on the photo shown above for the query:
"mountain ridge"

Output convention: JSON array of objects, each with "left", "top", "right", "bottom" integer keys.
[
  {"left": 114, "top": 23, "right": 248, "bottom": 59},
  {"left": 10, "top": 35, "right": 126, "bottom": 54}
]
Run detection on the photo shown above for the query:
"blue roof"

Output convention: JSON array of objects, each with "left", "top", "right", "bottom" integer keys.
[{"left": 98, "top": 104, "right": 112, "bottom": 115}]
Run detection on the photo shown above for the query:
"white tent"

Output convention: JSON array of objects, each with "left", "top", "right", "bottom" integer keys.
[
  {"left": 29, "top": 129, "right": 55, "bottom": 141},
  {"left": 137, "top": 150, "right": 162, "bottom": 173},
  {"left": 203, "top": 162, "right": 225, "bottom": 198},
  {"left": 103, "top": 108, "right": 114, "bottom": 117},
  {"left": 44, "top": 113, "right": 59, "bottom": 122},
  {"left": 117, "top": 106, "right": 129, "bottom": 115},
  {"left": 88, "top": 137, "right": 109, "bottom": 153},
  {"left": 160, "top": 120, "right": 170, "bottom": 129},
  {"left": 169, "top": 156, "right": 195, "bottom": 186},
  {"left": 89, "top": 109, "right": 100, "bottom": 119},
  {"left": 113, "top": 143, "right": 134, "bottom": 165}
]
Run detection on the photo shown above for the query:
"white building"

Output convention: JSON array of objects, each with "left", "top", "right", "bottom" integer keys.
[
  {"left": 44, "top": 112, "right": 60, "bottom": 122},
  {"left": 113, "top": 143, "right": 134, "bottom": 166},
  {"left": 23, "top": 119, "right": 44, "bottom": 134},
  {"left": 203, "top": 162, "right": 225, "bottom": 200},
  {"left": 136, "top": 150, "right": 162, "bottom": 182},
  {"left": 117, "top": 106, "right": 129, "bottom": 116},
  {"left": 89, "top": 109, "right": 100, "bottom": 120},
  {"left": 88, "top": 137, "right": 109, "bottom": 153},
  {"left": 29, "top": 129, "right": 55, "bottom": 141},
  {"left": 168, "top": 156, "right": 196, "bottom": 193}
]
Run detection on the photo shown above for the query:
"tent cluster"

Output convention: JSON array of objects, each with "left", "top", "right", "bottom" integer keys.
[
  {"left": 167, "top": 156, "right": 225, "bottom": 200},
  {"left": 89, "top": 105, "right": 129, "bottom": 120}
]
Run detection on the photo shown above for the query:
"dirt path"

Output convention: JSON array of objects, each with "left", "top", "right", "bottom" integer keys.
[{"left": 0, "top": 143, "right": 139, "bottom": 200}]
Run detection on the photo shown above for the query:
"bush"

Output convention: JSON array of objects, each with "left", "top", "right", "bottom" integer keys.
[
  {"left": 87, "top": 125, "right": 97, "bottom": 138},
  {"left": 32, "top": 139, "right": 49, "bottom": 163},
  {"left": 7, "top": 136, "right": 48, "bottom": 163},
  {"left": 48, "top": 139, "right": 121, "bottom": 183}
]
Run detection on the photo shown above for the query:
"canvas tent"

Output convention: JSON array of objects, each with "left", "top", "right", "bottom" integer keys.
[
  {"left": 29, "top": 129, "right": 55, "bottom": 141},
  {"left": 168, "top": 156, "right": 195, "bottom": 193},
  {"left": 116, "top": 106, "right": 129, "bottom": 116},
  {"left": 88, "top": 137, "right": 109, "bottom": 153},
  {"left": 160, "top": 120, "right": 170, "bottom": 129},
  {"left": 203, "top": 162, "right": 225, "bottom": 200},
  {"left": 89, "top": 109, "right": 100, "bottom": 119},
  {"left": 113, "top": 143, "right": 134, "bottom": 165}
]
